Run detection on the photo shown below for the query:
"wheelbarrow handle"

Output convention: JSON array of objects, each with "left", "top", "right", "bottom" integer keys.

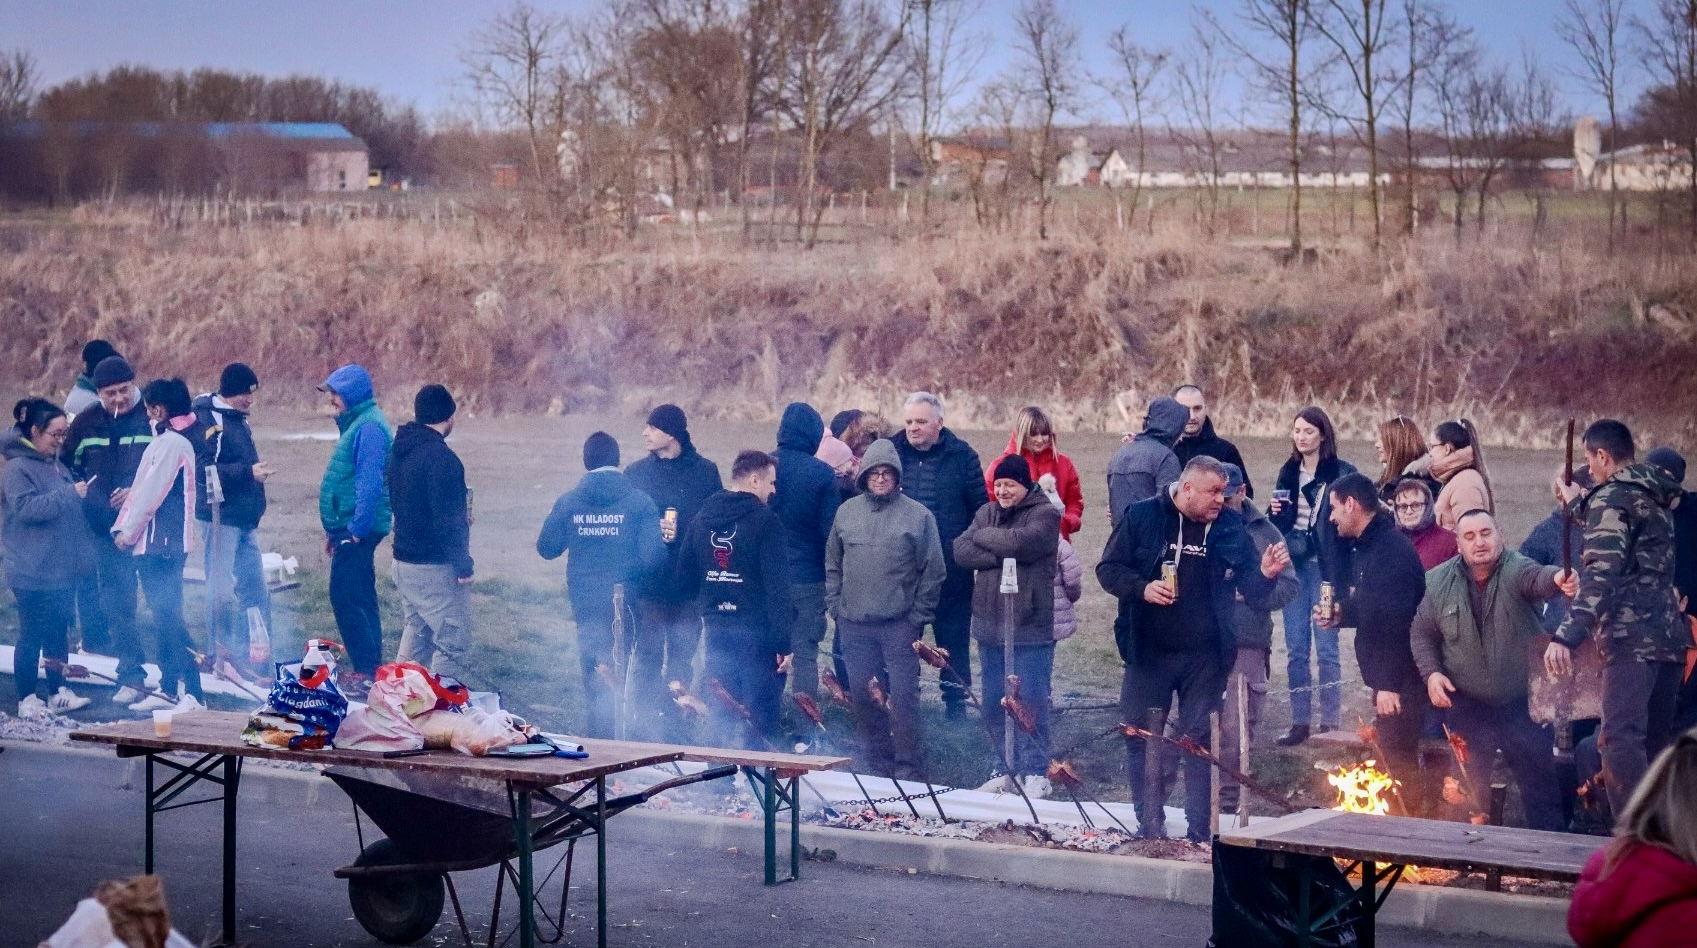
[{"left": 638, "top": 764, "right": 738, "bottom": 802}]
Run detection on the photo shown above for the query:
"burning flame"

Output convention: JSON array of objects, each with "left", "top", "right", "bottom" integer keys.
[{"left": 1326, "top": 760, "right": 1398, "bottom": 816}]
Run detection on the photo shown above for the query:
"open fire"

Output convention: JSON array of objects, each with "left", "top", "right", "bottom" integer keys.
[{"left": 1326, "top": 760, "right": 1398, "bottom": 816}]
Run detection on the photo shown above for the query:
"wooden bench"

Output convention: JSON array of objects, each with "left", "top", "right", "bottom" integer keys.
[{"left": 1215, "top": 809, "right": 1602, "bottom": 948}]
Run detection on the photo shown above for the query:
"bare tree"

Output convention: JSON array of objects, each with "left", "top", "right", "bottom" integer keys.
[
  {"left": 460, "top": 2, "right": 570, "bottom": 185},
  {"left": 964, "top": 77, "right": 1020, "bottom": 230},
  {"left": 623, "top": 0, "right": 744, "bottom": 216},
  {"left": 1389, "top": 0, "right": 1468, "bottom": 237},
  {"left": 1635, "top": 0, "right": 1697, "bottom": 245},
  {"left": 1010, "top": 0, "right": 1083, "bottom": 240},
  {"left": 0, "top": 49, "right": 39, "bottom": 123},
  {"left": 1311, "top": 0, "right": 1402, "bottom": 246},
  {"left": 1171, "top": 23, "right": 1232, "bottom": 236},
  {"left": 1558, "top": 0, "right": 1630, "bottom": 248},
  {"left": 906, "top": 0, "right": 987, "bottom": 224},
  {"left": 1100, "top": 28, "right": 1168, "bottom": 233}
]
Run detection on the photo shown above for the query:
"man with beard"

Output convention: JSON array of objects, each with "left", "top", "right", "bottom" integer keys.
[{"left": 1172, "top": 385, "right": 1253, "bottom": 498}]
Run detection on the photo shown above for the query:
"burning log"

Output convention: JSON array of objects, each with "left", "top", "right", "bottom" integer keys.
[{"left": 1326, "top": 761, "right": 1398, "bottom": 816}]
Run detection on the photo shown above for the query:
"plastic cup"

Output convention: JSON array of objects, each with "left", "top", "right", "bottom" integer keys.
[{"left": 153, "top": 710, "right": 174, "bottom": 738}]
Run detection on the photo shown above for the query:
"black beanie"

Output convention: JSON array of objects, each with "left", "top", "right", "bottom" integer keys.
[
  {"left": 91, "top": 355, "right": 135, "bottom": 389},
  {"left": 992, "top": 454, "right": 1034, "bottom": 490},
  {"left": 219, "top": 362, "right": 260, "bottom": 397},
  {"left": 415, "top": 384, "right": 457, "bottom": 425},
  {"left": 1647, "top": 446, "right": 1687, "bottom": 485},
  {"left": 82, "top": 340, "right": 120, "bottom": 376},
  {"left": 583, "top": 431, "right": 620, "bottom": 470},
  {"left": 647, "top": 404, "right": 689, "bottom": 445}
]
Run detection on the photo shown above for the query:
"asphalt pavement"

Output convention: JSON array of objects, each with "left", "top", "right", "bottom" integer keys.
[{"left": 0, "top": 742, "right": 1560, "bottom": 948}]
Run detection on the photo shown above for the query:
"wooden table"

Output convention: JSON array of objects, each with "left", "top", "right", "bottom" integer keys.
[
  {"left": 1214, "top": 809, "right": 1601, "bottom": 947},
  {"left": 72, "top": 710, "right": 685, "bottom": 948}
]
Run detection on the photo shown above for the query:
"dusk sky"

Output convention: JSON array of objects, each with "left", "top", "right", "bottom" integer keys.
[{"left": 0, "top": 1, "right": 1627, "bottom": 124}]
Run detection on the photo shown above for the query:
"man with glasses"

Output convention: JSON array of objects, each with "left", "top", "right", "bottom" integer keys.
[{"left": 1390, "top": 479, "right": 1457, "bottom": 571}]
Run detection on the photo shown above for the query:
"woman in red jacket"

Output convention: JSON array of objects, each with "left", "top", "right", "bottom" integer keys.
[
  {"left": 984, "top": 406, "right": 1083, "bottom": 539},
  {"left": 1570, "top": 730, "right": 1697, "bottom": 947}
]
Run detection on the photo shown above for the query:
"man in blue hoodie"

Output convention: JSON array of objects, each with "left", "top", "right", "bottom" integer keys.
[
  {"left": 772, "top": 402, "right": 842, "bottom": 703},
  {"left": 317, "top": 364, "right": 392, "bottom": 693},
  {"left": 538, "top": 432, "right": 667, "bottom": 738}
]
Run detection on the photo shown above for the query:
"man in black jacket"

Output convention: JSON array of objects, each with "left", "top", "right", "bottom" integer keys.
[
  {"left": 892, "top": 391, "right": 984, "bottom": 718},
  {"left": 772, "top": 402, "right": 842, "bottom": 703},
  {"left": 387, "top": 385, "right": 474, "bottom": 680},
  {"left": 1097, "top": 456, "right": 1289, "bottom": 840},
  {"left": 1172, "top": 385, "right": 1253, "bottom": 498},
  {"left": 1319, "top": 472, "right": 1432, "bottom": 815},
  {"left": 193, "top": 363, "right": 276, "bottom": 676},
  {"left": 677, "top": 450, "right": 793, "bottom": 749}
]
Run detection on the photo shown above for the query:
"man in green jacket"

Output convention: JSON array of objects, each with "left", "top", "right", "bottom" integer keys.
[
  {"left": 318, "top": 364, "right": 392, "bottom": 693},
  {"left": 1413, "top": 509, "right": 1576, "bottom": 829}
]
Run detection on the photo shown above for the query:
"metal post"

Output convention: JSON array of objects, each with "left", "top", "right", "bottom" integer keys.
[
  {"left": 1209, "top": 711, "right": 1222, "bottom": 838},
  {"left": 220, "top": 756, "right": 240, "bottom": 948},
  {"left": 1235, "top": 673, "right": 1251, "bottom": 827},
  {"left": 1142, "top": 706, "right": 1166, "bottom": 836},
  {"left": 144, "top": 756, "right": 156, "bottom": 875},
  {"left": 999, "top": 558, "right": 1019, "bottom": 778},
  {"left": 516, "top": 788, "right": 535, "bottom": 948},
  {"left": 596, "top": 776, "right": 608, "bottom": 948},
  {"left": 762, "top": 768, "right": 779, "bottom": 885}
]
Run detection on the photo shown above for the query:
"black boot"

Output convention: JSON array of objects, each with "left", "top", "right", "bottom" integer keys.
[{"left": 1275, "top": 725, "right": 1310, "bottom": 747}]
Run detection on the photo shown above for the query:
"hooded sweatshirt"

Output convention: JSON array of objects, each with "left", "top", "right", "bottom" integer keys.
[
  {"left": 676, "top": 488, "right": 793, "bottom": 655},
  {"left": 825, "top": 439, "right": 947, "bottom": 627},
  {"left": 192, "top": 392, "right": 267, "bottom": 530},
  {"left": 984, "top": 429, "right": 1084, "bottom": 539},
  {"left": 1174, "top": 416, "right": 1254, "bottom": 498},
  {"left": 538, "top": 467, "right": 666, "bottom": 620},
  {"left": 772, "top": 403, "right": 842, "bottom": 585},
  {"left": 387, "top": 421, "right": 473, "bottom": 576},
  {"left": 1106, "top": 397, "right": 1187, "bottom": 524},
  {"left": 626, "top": 440, "right": 722, "bottom": 602},
  {"left": 953, "top": 487, "right": 1062, "bottom": 646},
  {"left": 1232, "top": 500, "right": 1301, "bottom": 651},
  {"left": 3, "top": 433, "right": 96, "bottom": 590},
  {"left": 318, "top": 365, "right": 392, "bottom": 540},
  {"left": 1570, "top": 843, "right": 1697, "bottom": 948},
  {"left": 1555, "top": 461, "right": 1690, "bottom": 665}
]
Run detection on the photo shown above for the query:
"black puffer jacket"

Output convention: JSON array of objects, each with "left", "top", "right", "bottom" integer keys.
[
  {"left": 891, "top": 427, "right": 984, "bottom": 564},
  {"left": 1174, "top": 417, "right": 1254, "bottom": 498}
]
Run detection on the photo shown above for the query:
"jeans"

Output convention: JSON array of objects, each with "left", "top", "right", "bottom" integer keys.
[
  {"left": 329, "top": 535, "right": 385, "bottom": 675},
  {"left": 1217, "top": 647, "right": 1269, "bottom": 812},
  {"left": 788, "top": 582, "right": 827, "bottom": 701},
  {"left": 632, "top": 597, "right": 703, "bottom": 740},
  {"left": 930, "top": 567, "right": 974, "bottom": 705},
  {"left": 980, "top": 639, "right": 1055, "bottom": 777},
  {"left": 11, "top": 587, "right": 72, "bottom": 703},
  {"left": 393, "top": 561, "right": 473, "bottom": 682},
  {"left": 1282, "top": 557, "right": 1340, "bottom": 728},
  {"left": 1121, "top": 649, "right": 1229, "bottom": 838},
  {"left": 1601, "top": 660, "right": 1683, "bottom": 816},
  {"left": 95, "top": 541, "right": 146, "bottom": 689},
  {"left": 200, "top": 521, "right": 271, "bottom": 667},
  {"left": 840, "top": 617, "right": 926, "bottom": 781},
  {"left": 136, "top": 553, "right": 202, "bottom": 700},
  {"left": 702, "top": 618, "right": 784, "bottom": 750},
  {"left": 1447, "top": 691, "right": 1562, "bottom": 830}
]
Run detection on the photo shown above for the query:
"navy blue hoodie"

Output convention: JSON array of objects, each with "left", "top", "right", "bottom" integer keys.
[
  {"left": 626, "top": 444, "right": 723, "bottom": 602},
  {"left": 538, "top": 468, "right": 667, "bottom": 621},
  {"left": 676, "top": 489, "right": 794, "bottom": 655},
  {"left": 387, "top": 421, "right": 474, "bottom": 577},
  {"left": 772, "top": 403, "right": 842, "bottom": 585}
]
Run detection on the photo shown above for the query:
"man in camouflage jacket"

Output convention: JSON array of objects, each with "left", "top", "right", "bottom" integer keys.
[{"left": 1546, "top": 419, "right": 1689, "bottom": 814}]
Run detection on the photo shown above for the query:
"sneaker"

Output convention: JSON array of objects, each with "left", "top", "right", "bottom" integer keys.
[
  {"left": 18, "top": 694, "right": 48, "bottom": 719},
  {"left": 129, "top": 693, "right": 176, "bottom": 713},
  {"left": 175, "top": 693, "right": 206, "bottom": 712},
  {"left": 1021, "top": 776, "right": 1052, "bottom": 800},
  {"left": 48, "top": 687, "right": 91, "bottom": 713},
  {"left": 976, "top": 773, "right": 1014, "bottom": 794}
]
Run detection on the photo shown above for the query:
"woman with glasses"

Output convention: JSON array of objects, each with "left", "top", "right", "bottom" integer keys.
[
  {"left": 1390, "top": 479, "right": 1457, "bottom": 571},
  {"left": 3, "top": 398, "right": 96, "bottom": 717},
  {"left": 1429, "top": 419, "right": 1493, "bottom": 532}
]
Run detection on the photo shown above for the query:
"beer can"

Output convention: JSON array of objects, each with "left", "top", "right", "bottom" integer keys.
[
  {"left": 663, "top": 507, "right": 679, "bottom": 536},
  {"left": 1161, "top": 561, "right": 1178, "bottom": 596},
  {"left": 1318, "top": 581, "right": 1336, "bottom": 620}
]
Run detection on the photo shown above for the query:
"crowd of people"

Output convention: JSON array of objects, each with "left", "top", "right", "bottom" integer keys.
[{"left": 7, "top": 346, "right": 1697, "bottom": 856}]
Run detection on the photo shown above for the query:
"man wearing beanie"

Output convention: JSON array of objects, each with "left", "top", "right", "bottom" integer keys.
[
  {"left": 538, "top": 432, "right": 667, "bottom": 738},
  {"left": 193, "top": 363, "right": 275, "bottom": 676},
  {"left": 625, "top": 403, "right": 722, "bottom": 739},
  {"left": 1106, "top": 395, "right": 1188, "bottom": 525},
  {"left": 388, "top": 384, "right": 474, "bottom": 681},
  {"left": 772, "top": 402, "right": 842, "bottom": 705},
  {"left": 954, "top": 453, "right": 1062, "bottom": 798},
  {"left": 62, "top": 355, "right": 155, "bottom": 700},
  {"left": 65, "top": 339, "right": 120, "bottom": 418},
  {"left": 317, "top": 364, "right": 393, "bottom": 693},
  {"left": 1646, "top": 447, "right": 1696, "bottom": 625},
  {"left": 61, "top": 340, "right": 121, "bottom": 656}
]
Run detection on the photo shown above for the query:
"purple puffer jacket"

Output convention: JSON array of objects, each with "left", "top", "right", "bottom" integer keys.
[{"left": 1053, "top": 537, "right": 1083, "bottom": 640}]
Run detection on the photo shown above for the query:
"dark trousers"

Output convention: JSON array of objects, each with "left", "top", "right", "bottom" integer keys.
[
  {"left": 702, "top": 619, "right": 784, "bottom": 750},
  {"left": 11, "top": 587, "right": 72, "bottom": 703},
  {"left": 1601, "top": 660, "right": 1684, "bottom": 816},
  {"left": 981, "top": 640, "right": 1055, "bottom": 776},
  {"left": 632, "top": 596, "right": 703, "bottom": 740},
  {"left": 329, "top": 536, "right": 384, "bottom": 675},
  {"left": 95, "top": 542, "right": 146, "bottom": 689},
  {"left": 74, "top": 569, "right": 108, "bottom": 652},
  {"left": 1121, "top": 649, "right": 1229, "bottom": 839},
  {"left": 930, "top": 568, "right": 974, "bottom": 705},
  {"left": 788, "top": 582, "right": 827, "bottom": 701},
  {"left": 1446, "top": 691, "right": 1561, "bottom": 830},
  {"left": 573, "top": 607, "right": 616, "bottom": 739},
  {"left": 840, "top": 617, "right": 926, "bottom": 781},
  {"left": 137, "top": 553, "right": 202, "bottom": 700},
  {"left": 1374, "top": 685, "right": 1436, "bottom": 818}
]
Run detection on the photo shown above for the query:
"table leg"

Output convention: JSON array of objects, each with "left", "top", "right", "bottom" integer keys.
[
  {"left": 763, "top": 768, "right": 778, "bottom": 886},
  {"left": 144, "top": 755, "right": 156, "bottom": 875},
  {"left": 220, "top": 756, "right": 241, "bottom": 948},
  {"left": 789, "top": 774, "right": 801, "bottom": 881},
  {"left": 597, "top": 775, "right": 608, "bottom": 948},
  {"left": 1360, "top": 860, "right": 1376, "bottom": 948},
  {"left": 1297, "top": 858, "right": 1313, "bottom": 948},
  {"left": 515, "top": 788, "right": 534, "bottom": 948}
]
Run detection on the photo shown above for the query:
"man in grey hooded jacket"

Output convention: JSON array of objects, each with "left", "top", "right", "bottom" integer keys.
[
  {"left": 826, "top": 438, "right": 947, "bottom": 781},
  {"left": 1107, "top": 396, "right": 1188, "bottom": 525}
]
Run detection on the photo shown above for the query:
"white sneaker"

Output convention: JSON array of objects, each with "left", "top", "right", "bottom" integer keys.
[
  {"left": 111, "top": 686, "right": 143, "bottom": 705},
  {"left": 175, "top": 693, "right": 205, "bottom": 712},
  {"left": 976, "top": 774, "right": 1014, "bottom": 794},
  {"left": 128, "top": 693, "right": 176, "bottom": 713},
  {"left": 18, "top": 695, "right": 48, "bottom": 719},
  {"left": 1021, "top": 776, "right": 1053, "bottom": 800},
  {"left": 48, "top": 687, "right": 91, "bottom": 713}
]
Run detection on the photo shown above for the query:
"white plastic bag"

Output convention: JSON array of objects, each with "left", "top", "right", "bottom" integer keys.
[{"left": 39, "top": 898, "right": 196, "bottom": 948}]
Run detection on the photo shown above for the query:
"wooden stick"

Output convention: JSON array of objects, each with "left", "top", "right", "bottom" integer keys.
[
  {"left": 1209, "top": 711, "right": 1222, "bottom": 837},
  {"left": 1235, "top": 673, "right": 1251, "bottom": 828}
]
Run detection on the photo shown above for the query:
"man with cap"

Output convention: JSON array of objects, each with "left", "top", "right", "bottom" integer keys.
[
  {"left": 625, "top": 404, "right": 722, "bottom": 739},
  {"left": 1106, "top": 395, "right": 1188, "bottom": 526},
  {"left": 539, "top": 432, "right": 667, "bottom": 737},
  {"left": 318, "top": 364, "right": 393, "bottom": 694},
  {"left": 388, "top": 384, "right": 474, "bottom": 681},
  {"left": 61, "top": 354, "right": 154, "bottom": 701},
  {"left": 193, "top": 363, "right": 275, "bottom": 676},
  {"left": 65, "top": 339, "right": 120, "bottom": 418}
]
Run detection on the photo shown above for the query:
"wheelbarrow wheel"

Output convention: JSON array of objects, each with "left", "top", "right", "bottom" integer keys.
[{"left": 347, "top": 837, "right": 445, "bottom": 945}]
